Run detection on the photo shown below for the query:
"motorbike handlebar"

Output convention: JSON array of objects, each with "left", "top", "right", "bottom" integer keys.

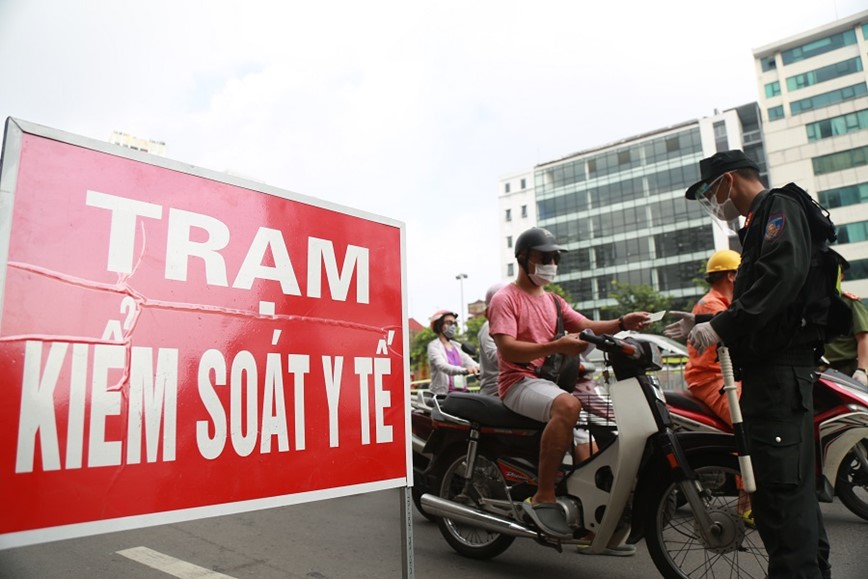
[{"left": 579, "top": 330, "right": 640, "bottom": 359}]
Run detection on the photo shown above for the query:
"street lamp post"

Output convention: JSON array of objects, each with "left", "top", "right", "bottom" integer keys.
[{"left": 455, "top": 273, "right": 468, "bottom": 332}]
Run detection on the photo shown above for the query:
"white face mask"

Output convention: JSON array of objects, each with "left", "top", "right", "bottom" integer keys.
[
  {"left": 699, "top": 179, "right": 740, "bottom": 222},
  {"left": 442, "top": 324, "right": 456, "bottom": 339},
  {"left": 715, "top": 197, "right": 740, "bottom": 222},
  {"left": 530, "top": 263, "right": 557, "bottom": 286}
]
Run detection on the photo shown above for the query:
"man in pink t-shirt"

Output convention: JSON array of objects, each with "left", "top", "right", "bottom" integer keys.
[{"left": 488, "top": 227, "right": 651, "bottom": 539}]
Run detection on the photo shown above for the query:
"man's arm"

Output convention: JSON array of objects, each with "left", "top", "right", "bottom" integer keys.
[
  {"left": 493, "top": 333, "right": 588, "bottom": 363},
  {"left": 579, "top": 312, "right": 650, "bottom": 335},
  {"left": 856, "top": 331, "right": 868, "bottom": 372}
]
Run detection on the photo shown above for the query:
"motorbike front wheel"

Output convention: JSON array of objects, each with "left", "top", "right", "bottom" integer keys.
[
  {"left": 836, "top": 438, "right": 868, "bottom": 521},
  {"left": 644, "top": 453, "right": 768, "bottom": 579},
  {"left": 436, "top": 450, "right": 515, "bottom": 559}
]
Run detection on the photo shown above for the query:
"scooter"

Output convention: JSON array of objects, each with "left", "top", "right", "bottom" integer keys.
[
  {"left": 411, "top": 358, "right": 610, "bottom": 522},
  {"left": 418, "top": 331, "right": 767, "bottom": 579},
  {"left": 665, "top": 368, "right": 868, "bottom": 521}
]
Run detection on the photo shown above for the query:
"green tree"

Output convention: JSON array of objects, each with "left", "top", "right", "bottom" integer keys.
[
  {"left": 601, "top": 280, "right": 672, "bottom": 334},
  {"left": 410, "top": 327, "right": 435, "bottom": 381},
  {"left": 461, "top": 315, "right": 486, "bottom": 354},
  {"left": 544, "top": 282, "right": 572, "bottom": 304}
]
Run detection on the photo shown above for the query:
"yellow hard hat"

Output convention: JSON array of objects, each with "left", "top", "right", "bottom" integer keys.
[{"left": 706, "top": 249, "right": 741, "bottom": 274}]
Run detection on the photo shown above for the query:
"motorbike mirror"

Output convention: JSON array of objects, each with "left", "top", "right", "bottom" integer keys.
[{"left": 460, "top": 341, "right": 477, "bottom": 357}]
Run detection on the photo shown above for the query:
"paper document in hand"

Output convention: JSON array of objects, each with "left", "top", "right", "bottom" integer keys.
[{"left": 649, "top": 311, "right": 667, "bottom": 322}]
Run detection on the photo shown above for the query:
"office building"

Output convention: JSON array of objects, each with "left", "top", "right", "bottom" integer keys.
[
  {"left": 499, "top": 105, "right": 766, "bottom": 318},
  {"left": 755, "top": 9, "right": 868, "bottom": 297},
  {"left": 109, "top": 130, "right": 167, "bottom": 157},
  {"left": 498, "top": 169, "right": 536, "bottom": 279}
]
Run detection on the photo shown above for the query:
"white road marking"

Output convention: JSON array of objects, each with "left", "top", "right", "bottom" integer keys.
[{"left": 117, "top": 546, "right": 237, "bottom": 578}]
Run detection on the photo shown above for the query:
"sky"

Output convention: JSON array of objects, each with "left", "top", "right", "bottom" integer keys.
[{"left": 1, "top": 0, "right": 866, "bottom": 325}]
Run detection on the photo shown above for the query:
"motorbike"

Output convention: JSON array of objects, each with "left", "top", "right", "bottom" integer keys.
[
  {"left": 415, "top": 331, "right": 767, "bottom": 579},
  {"left": 665, "top": 368, "right": 868, "bottom": 521}
]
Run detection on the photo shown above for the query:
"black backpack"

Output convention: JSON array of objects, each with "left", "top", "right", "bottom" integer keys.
[{"left": 773, "top": 183, "right": 852, "bottom": 343}]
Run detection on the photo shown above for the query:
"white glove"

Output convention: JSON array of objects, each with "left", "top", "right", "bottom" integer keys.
[
  {"left": 663, "top": 311, "right": 695, "bottom": 341},
  {"left": 854, "top": 369, "right": 868, "bottom": 386},
  {"left": 688, "top": 321, "right": 720, "bottom": 353}
]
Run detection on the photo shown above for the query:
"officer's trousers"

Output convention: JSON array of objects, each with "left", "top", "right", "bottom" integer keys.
[{"left": 741, "top": 363, "right": 831, "bottom": 579}]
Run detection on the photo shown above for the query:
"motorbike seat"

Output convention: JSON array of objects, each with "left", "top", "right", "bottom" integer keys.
[
  {"left": 664, "top": 389, "right": 730, "bottom": 430},
  {"left": 441, "top": 392, "right": 546, "bottom": 430}
]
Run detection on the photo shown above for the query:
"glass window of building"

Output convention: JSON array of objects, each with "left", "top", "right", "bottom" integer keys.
[
  {"left": 548, "top": 222, "right": 573, "bottom": 245},
  {"left": 566, "top": 278, "right": 593, "bottom": 302},
  {"left": 713, "top": 121, "right": 729, "bottom": 152},
  {"left": 781, "top": 29, "right": 857, "bottom": 65},
  {"left": 537, "top": 198, "right": 553, "bottom": 220},
  {"left": 768, "top": 105, "right": 785, "bottom": 121},
  {"left": 764, "top": 81, "right": 781, "bottom": 98},
  {"left": 791, "top": 83, "right": 868, "bottom": 115},
  {"left": 505, "top": 208, "right": 512, "bottom": 222},
  {"left": 506, "top": 235, "right": 512, "bottom": 248},
  {"left": 658, "top": 260, "right": 706, "bottom": 292},
  {"left": 623, "top": 268, "right": 653, "bottom": 287},
  {"left": 835, "top": 220, "right": 868, "bottom": 244},
  {"left": 863, "top": 23, "right": 868, "bottom": 40},
  {"left": 806, "top": 109, "right": 868, "bottom": 141},
  {"left": 812, "top": 145, "right": 868, "bottom": 175},
  {"left": 637, "top": 128, "right": 701, "bottom": 166},
  {"left": 560, "top": 248, "right": 591, "bottom": 272},
  {"left": 761, "top": 55, "right": 777, "bottom": 71},
  {"left": 520, "top": 178, "right": 526, "bottom": 189},
  {"left": 786, "top": 57, "right": 864, "bottom": 92},
  {"left": 653, "top": 226, "right": 714, "bottom": 259},
  {"left": 848, "top": 258, "right": 868, "bottom": 281},
  {"left": 819, "top": 182, "right": 868, "bottom": 208},
  {"left": 504, "top": 182, "right": 510, "bottom": 193},
  {"left": 521, "top": 204, "right": 528, "bottom": 218},
  {"left": 507, "top": 263, "right": 514, "bottom": 277},
  {"left": 595, "top": 274, "right": 616, "bottom": 299}
]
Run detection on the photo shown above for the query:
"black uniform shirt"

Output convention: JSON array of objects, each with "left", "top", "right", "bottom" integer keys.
[{"left": 711, "top": 189, "right": 812, "bottom": 355}]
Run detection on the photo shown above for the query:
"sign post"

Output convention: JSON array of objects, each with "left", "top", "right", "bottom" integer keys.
[{"left": 0, "top": 118, "right": 412, "bottom": 575}]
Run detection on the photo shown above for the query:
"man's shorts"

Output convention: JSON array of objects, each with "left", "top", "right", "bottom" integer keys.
[{"left": 502, "top": 376, "right": 569, "bottom": 423}]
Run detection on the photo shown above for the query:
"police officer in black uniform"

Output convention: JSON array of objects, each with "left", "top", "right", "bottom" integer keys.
[{"left": 683, "top": 150, "right": 831, "bottom": 579}]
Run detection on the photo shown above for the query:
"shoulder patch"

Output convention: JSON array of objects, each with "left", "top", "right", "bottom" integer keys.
[
  {"left": 843, "top": 291, "right": 861, "bottom": 300},
  {"left": 764, "top": 213, "right": 785, "bottom": 241}
]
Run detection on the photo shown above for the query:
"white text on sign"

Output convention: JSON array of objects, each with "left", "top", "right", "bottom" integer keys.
[
  {"left": 15, "top": 342, "right": 394, "bottom": 473},
  {"left": 85, "top": 190, "right": 370, "bottom": 303}
]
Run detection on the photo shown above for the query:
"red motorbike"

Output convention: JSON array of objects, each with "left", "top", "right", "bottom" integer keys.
[{"left": 665, "top": 368, "right": 868, "bottom": 520}]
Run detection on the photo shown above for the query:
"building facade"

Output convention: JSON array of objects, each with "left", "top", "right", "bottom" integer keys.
[
  {"left": 755, "top": 9, "right": 868, "bottom": 298},
  {"left": 499, "top": 105, "right": 766, "bottom": 318},
  {"left": 498, "top": 169, "right": 537, "bottom": 279},
  {"left": 109, "top": 130, "right": 167, "bottom": 156}
]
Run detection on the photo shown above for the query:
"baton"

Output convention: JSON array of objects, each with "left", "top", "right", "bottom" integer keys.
[{"left": 717, "top": 345, "right": 755, "bottom": 493}]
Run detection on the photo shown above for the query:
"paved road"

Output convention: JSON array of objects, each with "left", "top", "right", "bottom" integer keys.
[{"left": 1, "top": 490, "right": 864, "bottom": 578}]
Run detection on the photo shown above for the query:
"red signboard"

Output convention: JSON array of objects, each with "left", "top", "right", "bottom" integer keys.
[{"left": 0, "top": 119, "right": 410, "bottom": 548}]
